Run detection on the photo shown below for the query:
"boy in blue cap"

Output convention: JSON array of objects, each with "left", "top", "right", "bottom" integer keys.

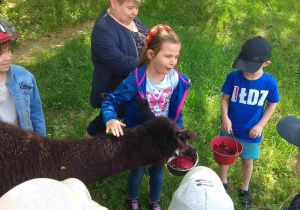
[{"left": 219, "top": 36, "right": 280, "bottom": 209}]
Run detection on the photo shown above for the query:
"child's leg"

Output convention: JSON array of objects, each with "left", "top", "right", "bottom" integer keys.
[
  {"left": 220, "top": 165, "right": 230, "bottom": 183},
  {"left": 241, "top": 158, "right": 254, "bottom": 190},
  {"left": 127, "top": 167, "right": 147, "bottom": 199},
  {"left": 148, "top": 165, "right": 164, "bottom": 202}
]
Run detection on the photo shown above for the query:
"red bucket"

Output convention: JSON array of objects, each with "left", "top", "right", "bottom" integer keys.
[{"left": 210, "top": 136, "right": 243, "bottom": 165}]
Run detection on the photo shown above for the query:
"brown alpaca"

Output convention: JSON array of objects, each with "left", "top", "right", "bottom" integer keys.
[{"left": 0, "top": 117, "right": 195, "bottom": 195}]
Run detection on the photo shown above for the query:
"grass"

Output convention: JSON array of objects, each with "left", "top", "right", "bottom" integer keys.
[
  {"left": 0, "top": 0, "right": 107, "bottom": 37},
  {"left": 1, "top": 0, "right": 300, "bottom": 209}
]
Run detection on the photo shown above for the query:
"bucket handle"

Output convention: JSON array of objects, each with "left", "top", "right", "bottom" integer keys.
[
  {"left": 231, "top": 132, "right": 239, "bottom": 154},
  {"left": 187, "top": 143, "right": 197, "bottom": 158}
]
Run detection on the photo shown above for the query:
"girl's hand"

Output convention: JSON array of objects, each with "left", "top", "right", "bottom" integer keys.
[
  {"left": 221, "top": 117, "right": 232, "bottom": 134},
  {"left": 249, "top": 124, "right": 263, "bottom": 139},
  {"left": 106, "top": 119, "right": 126, "bottom": 137}
]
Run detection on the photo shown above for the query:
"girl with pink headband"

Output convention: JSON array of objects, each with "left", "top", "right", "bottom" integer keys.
[{"left": 101, "top": 24, "right": 191, "bottom": 210}]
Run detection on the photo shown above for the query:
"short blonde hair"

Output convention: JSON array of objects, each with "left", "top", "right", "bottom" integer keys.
[{"left": 109, "top": 0, "right": 143, "bottom": 6}]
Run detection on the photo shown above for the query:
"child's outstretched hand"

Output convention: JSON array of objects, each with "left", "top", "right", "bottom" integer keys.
[
  {"left": 249, "top": 124, "right": 263, "bottom": 139},
  {"left": 221, "top": 117, "right": 233, "bottom": 134},
  {"left": 106, "top": 119, "right": 126, "bottom": 137}
]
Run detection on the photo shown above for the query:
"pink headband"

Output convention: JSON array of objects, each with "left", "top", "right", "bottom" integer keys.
[{"left": 146, "top": 24, "right": 173, "bottom": 49}]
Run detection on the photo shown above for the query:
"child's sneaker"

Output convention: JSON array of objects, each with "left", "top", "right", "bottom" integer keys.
[
  {"left": 126, "top": 198, "right": 140, "bottom": 210},
  {"left": 238, "top": 189, "right": 253, "bottom": 209},
  {"left": 149, "top": 201, "right": 162, "bottom": 210},
  {"left": 223, "top": 183, "right": 228, "bottom": 192}
]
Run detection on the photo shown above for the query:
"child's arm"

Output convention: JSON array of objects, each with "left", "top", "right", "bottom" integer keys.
[
  {"left": 101, "top": 72, "right": 137, "bottom": 137},
  {"left": 221, "top": 93, "right": 232, "bottom": 134},
  {"left": 249, "top": 102, "right": 277, "bottom": 139},
  {"left": 30, "top": 75, "right": 46, "bottom": 136}
]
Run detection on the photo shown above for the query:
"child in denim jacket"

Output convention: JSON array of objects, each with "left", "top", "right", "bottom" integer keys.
[{"left": 0, "top": 22, "right": 45, "bottom": 136}]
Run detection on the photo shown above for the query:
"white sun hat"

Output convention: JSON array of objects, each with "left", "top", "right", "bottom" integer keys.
[
  {"left": 169, "top": 166, "right": 234, "bottom": 210},
  {"left": 0, "top": 178, "right": 108, "bottom": 210}
]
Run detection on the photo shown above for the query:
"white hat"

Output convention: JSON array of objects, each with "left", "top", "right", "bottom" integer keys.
[
  {"left": 169, "top": 166, "right": 234, "bottom": 210},
  {"left": 0, "top": 178, "right": 108, "bottom": 210}
]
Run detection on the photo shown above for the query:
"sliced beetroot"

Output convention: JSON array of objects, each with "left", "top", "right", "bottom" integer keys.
[
  {"left": 168, "top": 155, "right": 194, "bottom": 170},
  {"left": 213, "top": 141, "right": 235, "bottom": 156}
]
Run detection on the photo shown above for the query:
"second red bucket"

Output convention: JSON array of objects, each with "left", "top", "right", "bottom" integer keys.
[{"left": 210, "top": 136, "right": 243, "bottom": 165}]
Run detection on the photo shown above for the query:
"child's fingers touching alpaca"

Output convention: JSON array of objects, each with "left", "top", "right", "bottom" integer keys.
[{"left": 106, "top": 119, "right": 126, "bottom": 137}]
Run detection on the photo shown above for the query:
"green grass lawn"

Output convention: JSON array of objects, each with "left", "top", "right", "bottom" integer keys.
[{"left": 1, "top": 0, "right": 300, "bottom": 209}]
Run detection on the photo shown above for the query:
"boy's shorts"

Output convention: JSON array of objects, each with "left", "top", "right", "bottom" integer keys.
[{"left": 219, "top": 131, "right": 260, "bottom": 160}]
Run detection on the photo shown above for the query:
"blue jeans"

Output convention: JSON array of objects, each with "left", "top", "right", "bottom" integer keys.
[{"left": 127, "top": 165, "right": 164, "bottom": 202}]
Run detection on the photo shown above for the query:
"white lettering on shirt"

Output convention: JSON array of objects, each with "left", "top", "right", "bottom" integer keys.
[
  {"left": 239, "top": 88, "right": 247, "bottom": 104},
  {"left": 247, "top": 89, "right": 259, "bottom": 105},
  {"left": 258, "top": 90, "right": 269, "bottom": 106},
  {"left": 231, "top": 87, "right": 269, "bottom": 106}
]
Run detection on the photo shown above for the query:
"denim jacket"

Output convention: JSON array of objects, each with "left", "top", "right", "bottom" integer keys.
[
  {"left": 6, "top": 65, "right": 46, "bottom": 136},
  {"left": 102, "top": 65, "right": 191, "bottom": 129}
]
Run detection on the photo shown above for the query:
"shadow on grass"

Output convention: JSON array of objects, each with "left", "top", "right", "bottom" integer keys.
[{"left": 20, "top": 34, "right": 96, "bottom": 138}]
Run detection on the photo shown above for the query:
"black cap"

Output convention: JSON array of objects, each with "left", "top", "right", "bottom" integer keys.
[
  {"left": 277, "top": 116, "right": 300, "bottom": 148},
  {"left": 232, "top": 36, "right": 272, "bottom": 73}
]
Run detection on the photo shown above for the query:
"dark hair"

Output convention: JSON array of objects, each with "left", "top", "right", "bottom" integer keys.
[
  {"left": 0, "top": 40, "right": 11, "bottom": 52},
  {"left": 138, "top": 30, "right": 181, "bottom": 67}
]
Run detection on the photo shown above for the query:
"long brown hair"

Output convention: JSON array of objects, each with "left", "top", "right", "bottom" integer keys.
[{"left": 138, "top": 29, "right": 181, "bottom": 67}]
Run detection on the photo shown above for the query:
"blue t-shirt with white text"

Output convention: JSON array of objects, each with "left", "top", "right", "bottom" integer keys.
[{"left": 221, "top": 70, "right": 280, "bottom": 143}]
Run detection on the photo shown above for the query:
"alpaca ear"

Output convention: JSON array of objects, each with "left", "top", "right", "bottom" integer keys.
[
  {"left": 176, "top": 130, "right": 196, "bottom": 142},
  {"left": 134, "top": 99, "right": 156, "bottom": 122}
]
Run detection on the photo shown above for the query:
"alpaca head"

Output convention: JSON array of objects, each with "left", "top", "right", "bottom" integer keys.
[{"left": 142, "top": 117, "right": 196, "bottom": 162}]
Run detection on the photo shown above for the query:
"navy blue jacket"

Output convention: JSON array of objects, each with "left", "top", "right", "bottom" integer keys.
[
  {"left": 90, "top": 9, "right": 147, "bottom": 108},
  {"left": 101, "top": 65, "right": 191, "bottom": 129}
]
